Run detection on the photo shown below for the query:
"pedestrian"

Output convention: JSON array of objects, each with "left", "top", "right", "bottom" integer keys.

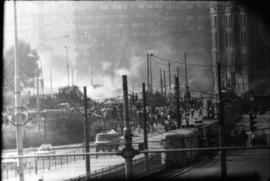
[
  {"left": 241, "top": 129, "right": 248, "bottom": 146},
  {"left": 164, "top": 119, "right": 169, "bottom": 132}
]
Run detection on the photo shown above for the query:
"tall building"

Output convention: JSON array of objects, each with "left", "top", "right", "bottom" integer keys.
[
  {"left": 73, "top": 1, "right": 214, "bottom": 94},
  {"left": 210, "top": 1, "right": 270, "bottom": 95}
]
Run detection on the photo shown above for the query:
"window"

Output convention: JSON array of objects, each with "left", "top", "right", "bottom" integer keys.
[
  {"left": 229, "top": 15, "right": 232, "bottom": 27},
  {"left": 242, "top": 14, "right": 246, "bottom": 26},
  {"left": 225, "top": 33, "right": 228, "bottom": 46},
  {"left": 243, "top": 32, "right": 247, "bottom": 45},
  {"left": 230, "top": 34, "right": 233, "bottom": 46},
  {"left": 215, "top": 32, "right": 217, "bottom": 47},
  {"left": 239, "top": 14, "right": 242, "bottom": 26}
]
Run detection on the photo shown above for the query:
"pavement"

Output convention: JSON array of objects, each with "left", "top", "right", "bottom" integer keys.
[{"left": 173, "top": 112, "right": 270, "bottom": 181}]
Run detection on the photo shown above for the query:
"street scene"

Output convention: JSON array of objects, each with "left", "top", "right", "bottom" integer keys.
[{"left": 2, "top": 1, "right": 270, "bottom": 181}]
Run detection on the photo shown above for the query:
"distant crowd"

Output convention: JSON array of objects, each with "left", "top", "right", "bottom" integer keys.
[{"left": 93, "top": 97, "right": 218, "bottom": 134}]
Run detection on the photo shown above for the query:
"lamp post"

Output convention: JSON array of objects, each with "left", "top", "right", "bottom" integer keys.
[
  {"left": 40, "top": 35, "right": 70, "bottom": 94},
  {"left": 13, "top": 1, "right": 25, "bottom": 180},
  {"left": 64, "top": 45, "right": 70, "bottom": 87},
  {"left": 28, "top": 53, "right": 40, "bottom": 130}
]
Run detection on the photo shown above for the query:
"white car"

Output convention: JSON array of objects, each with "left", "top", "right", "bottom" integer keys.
[{"left": 36, "top": 144, "right": 55, "bottom": 155}]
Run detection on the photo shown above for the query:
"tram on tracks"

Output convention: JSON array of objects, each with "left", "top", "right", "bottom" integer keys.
[{"left": 161, "top": 119, "right": 219, "bottom": 167}]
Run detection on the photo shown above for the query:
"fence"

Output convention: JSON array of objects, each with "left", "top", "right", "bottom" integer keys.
[
  {"left": 1, "top": 149, "right": 90, "bottom": 180},
  {"left": 68, "top": 153, "right": 163, "bottom": 181},
  {"left": 2, "top": 146, "right": 269, "bottom": 180}
]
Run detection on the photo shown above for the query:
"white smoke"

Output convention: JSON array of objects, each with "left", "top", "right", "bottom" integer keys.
[{"left": 82, "top": 55, "right": 144, "bottom": 100}]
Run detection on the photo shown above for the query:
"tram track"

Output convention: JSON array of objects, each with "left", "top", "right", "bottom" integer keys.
[{"left": 153, "top": 166, "right": 193, "bottom": 180}]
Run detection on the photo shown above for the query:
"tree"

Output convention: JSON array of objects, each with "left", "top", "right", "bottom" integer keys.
[
  {"left": 56, "top": 85, "right": 85, "bottom": 107},
  {"left": 4, "top": 40, "right": 39, "bottom": 92}
]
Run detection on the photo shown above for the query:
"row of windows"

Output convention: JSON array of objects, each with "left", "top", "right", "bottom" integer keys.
[
  {"left": 240, "top": 53, "right": 247, "bottom": 65},
  {"left": 76, "top": 31, "right": 166, "bottom": 40},
  {"left": 240, "top": 31, "right": 247, "bottom": 46},
  {"left": 213, "top": 28, "right": 247, "bottom": 48},
  {"left": 75, "top": 23, "right": 206, "bottom": 31},
  {"left": 75, "top": 14, "right": 207, "bottom": 21},
  {"left": 73, "top": 3, "right": 204, "bottom": 11},
  {"left": 225, "top": 14, "right": 233, "bottom": 27},
  {"left": 212, "top": 13, "right": 247, "bottom": 27},
  {"left": 225, "top": 33, "right": 233, "bottom": 46},
  {"left": 224, "top": 32, "right": 247, "bottom": 47},
  {"left": 239, "top": 13, "right": 247, "bottom": 26}
]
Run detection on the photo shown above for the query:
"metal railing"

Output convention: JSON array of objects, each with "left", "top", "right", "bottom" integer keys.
[{"left": 2, "top": 145, "right": 269, "bottom": 180}]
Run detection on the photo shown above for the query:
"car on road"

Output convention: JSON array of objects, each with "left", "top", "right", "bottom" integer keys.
[
  {"left": 95, "top": 129, "right": 121, "bottom": 152},
  {"left": 251, "top": 130, "right": 267, "bottom": 146},
  {"left": 36, "top": 144, "right": 56, "bottom": 155}
]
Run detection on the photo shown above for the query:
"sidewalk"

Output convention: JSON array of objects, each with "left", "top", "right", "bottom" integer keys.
[
  {"left": 176, "top": 149, "right": 270, "bottom": 181},
  {"left": 177, "top": 112, "right": 270, "bottom": 180}
]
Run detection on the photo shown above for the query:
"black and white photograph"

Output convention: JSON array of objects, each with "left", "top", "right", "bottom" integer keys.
[{"left": 1, "top": 1, "right": 270, "bottom": 181}]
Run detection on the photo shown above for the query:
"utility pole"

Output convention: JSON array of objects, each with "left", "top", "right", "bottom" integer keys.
[
  {"left": 184, "top": 52, "right": 190, "bottom": 127},
  {"left": 36, "top": 62, "right": 40, "bottom": 130},
  {"left": 177, "top": 67, "right": 181, "bottom": 97},
  {"left": 40, "top": 60, "right": 44, "bottom": 95},
  {"left": 175, "top": 77, "right": 181, "bottom": 128},
  {"left": 83, "top": 87, "right": 90, "bottom": 179},
  {"left": 72, "top": 67, "right": 74, "bottom": 85},
  {"left": 150, "top": 55, "right": 153, "bottom": 94},
  {"left": 91, "top": 64, "right": 93, "bottom": 86},
  {"left": 142, "top": 82, "right": 148, "bottom": 171},
  {"left": 13, "top": 1, "right": 25, "bottom": 180},
  {"left": 177, "top": 67, "right": 180, "bottom": 81},
  {"left": 50, "top": 66, "right": 52, "bottom": 95},
  {"left": 147, "top": 53, "right": 150, "bottom": 93},
  {"left": 43, "top": 117, "right": 47, "bottom": 142},
  {"left": 64, "top": 45, "right": 70, "bottom": 87},
  {"left": 242, "top": 71, "right": 245, "bottom": 93},
  {"left": 184, "top": 52, "right": 188, "bottom": 93},
  {"left": 122, "top": 75, "right": 133, "bottom": 179},
  {"left": 217, "top": 62, "right": 227, "bottom": 178},
  {"left": 160, "top": 69, "right": 163, "bottom": 94},
  {"left": 168, "top": 63, "right": 171, "bottom": 91},
  {"left": 132, "top": 75, "right": 135, "bottom": 93},
  {"left": 163, "top": 70, "right": 167, "bottom": 96}
]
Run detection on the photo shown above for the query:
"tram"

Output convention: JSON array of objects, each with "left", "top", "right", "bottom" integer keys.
[
  {"left": 161, "top": 120, "right": 219, "bottom": 167},
  {"left": 161, "top": 128, "right": 199, "bottom": 167}
]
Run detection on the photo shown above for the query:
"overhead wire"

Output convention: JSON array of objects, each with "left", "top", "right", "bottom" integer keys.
[{"left": 151, "top": 54, "right": 214, "bottom": 68}]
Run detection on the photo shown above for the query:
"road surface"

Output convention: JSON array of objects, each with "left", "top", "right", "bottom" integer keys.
[{"left": 2, "top": 124, "right": 165, "bottom": 181}]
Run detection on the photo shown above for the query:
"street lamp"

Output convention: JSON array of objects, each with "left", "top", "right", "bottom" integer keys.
[
  {"left": 64, "top": 45, "right": 70, "bottom": 87},
  {"left": 13, "top": 1, "right": 25, "bottom": 180},
  {"left": 40, "top": 34, "right": 70, "bottom": 94},
  {"left": 28, "top": 53, "right": 41, "bottom": 130}
]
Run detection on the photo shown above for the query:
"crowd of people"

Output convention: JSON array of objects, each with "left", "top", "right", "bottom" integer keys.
[
  {"left": 93, "top": 96, "right": 217, "bottom": 134},
  {"left": 92, "top": 94, "right": 253, "bottom": 147},
  {"left": 128, "top": 97, "right": 217, "bottom": 133}
]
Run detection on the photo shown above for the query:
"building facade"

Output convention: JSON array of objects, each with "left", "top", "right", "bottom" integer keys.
[
  {"left": 210, "top": 1, "right": 270, "bottom": 96},
  {"left": 72, "top": 1, "right": 214, "bottom": 94}
]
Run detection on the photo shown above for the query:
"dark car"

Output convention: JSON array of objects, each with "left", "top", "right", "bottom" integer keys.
[{"left": 251, "top": 131, "right": 267, "bottom": 146}]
